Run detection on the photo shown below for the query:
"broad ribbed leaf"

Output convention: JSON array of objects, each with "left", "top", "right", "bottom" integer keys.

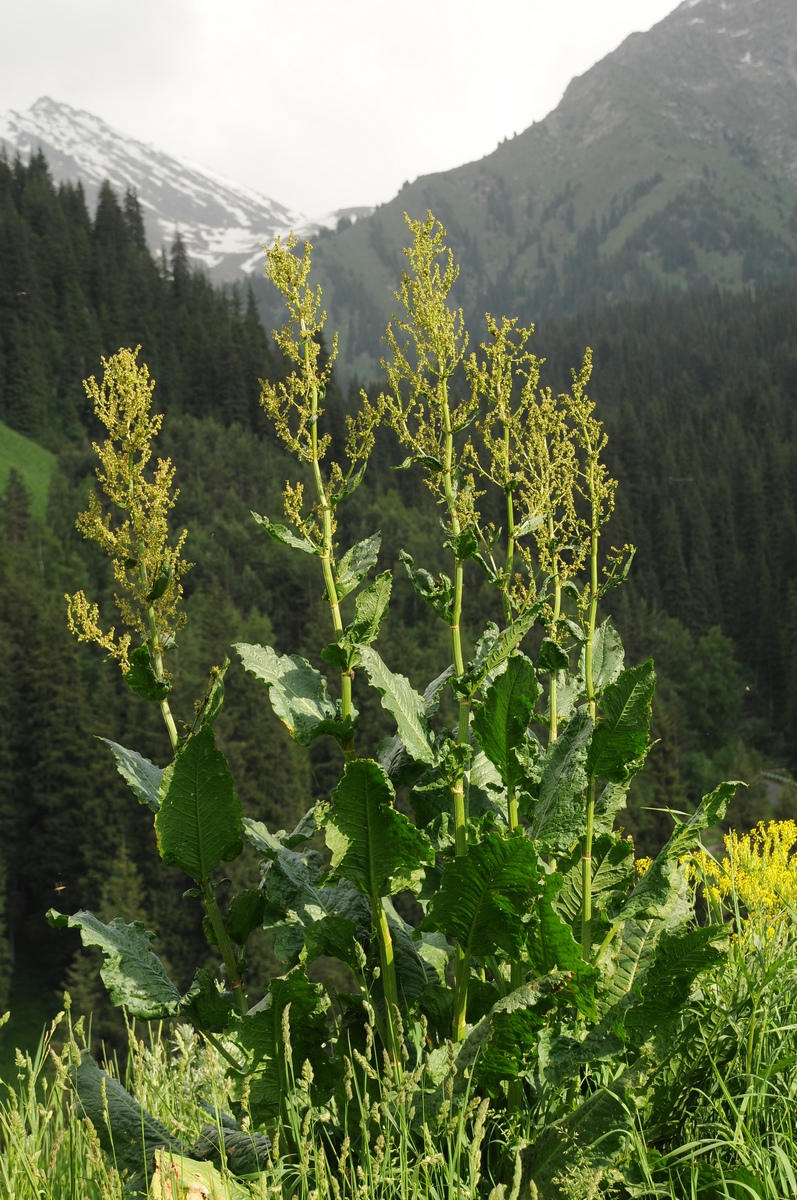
[
  {"left": 72, "top": 1051, "right": 182, "bottom": 1179},
  {"left": 587, "top": 661, "right": 654, "bottom": 782},
  {"left": 530, "top": 707, "right": 593, "bottom": 852},
  {"left": 423, "top": 832, "right": 542, "bottom": 960},
  {"left": 323, "top": 572, "right": 393, "bottom": 671},
  {"left": 459, "top": 605, "right": 542, "bottom": 698},
  {"left": 554, "top": 834, "right": 635, "bottom": 939},
  {"left": 101, "top": 738, "right": 163, "bottom": 812},
  {"left": 48, "top": 910, "right": 180, "bottom": 1018},
  {"left": 179, "top": 966, "right": 234, "bottom": 1032},
  {"left": 583, "top": 618, "right": 625, "bottom": 694},
  {"left": 324, "top": 759, "right": 434, "bottom": 896},
  {"left": 155, "top": 725, "right": 243, "bottom": 883},
  {"left": 472, "top": 654, "right": 538, "bottom": 790},
  {"left": 358, "top": 647, "right": 437, "bottom": 765},
  {"left": 231, "top": 968, "right": 332, "bottom": 1122},
  {"left": 527, "top": 874, "right": 598, "bottom": 1018},
  {"left": 538, "top": 638, "right": 569, "bottom": 674},
  {"left": 336, "top": 532, "right": 381, "bottom": 598},
  {"left": 456, "top": 978, "right": 560, "bottom": 1097},
  {"left": 235, "top": 643, "right": 338, "bottom": 745},
  {"left": 151, "top": 1151, "right": 249, "bottom": 1200},
  {"left": 251, "top": 510, "right": 318, "bottom": 554},
  {"left": 614, "top": 780, "right": 740, "bottom": 927},
  {"left": 624, "top": 926, "right": 727, "bottom": 1043},
  {"left": 125, "top": 645, "right": 171, "bottom": 702}
]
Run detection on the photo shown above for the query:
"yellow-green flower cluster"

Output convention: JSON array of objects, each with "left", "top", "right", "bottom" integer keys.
[
  {"left": 694, "top": 820, "right": 797, "bottom": 924},
  {"left": 65, "top": 348, "right": 189, "bottom": 674}
]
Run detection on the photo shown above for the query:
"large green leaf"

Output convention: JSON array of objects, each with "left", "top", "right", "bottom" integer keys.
[
  {"left": 458, "top": 605, "right": 542, "bottom": 698},
  {"left": 251, "top": 510, "right": 318, "bottom": 554},
  {"left": 624, "top": 925, "right": 728, "bottom": 1045},
  {"left": 580, "top": 618, "right": 625, "bottom": 695},
  {"left": 151, "top": 1150, "right": 250, "bottom": 1200},
  {"left": 358, "top": 647, "right": 437, "bottom": 765},
  {"left": 234, "top": 643, "right": 341, "bottom": 745},
  {"left": 179, "top": 967, "right": 235, "bottom": 1032},
  {"left": 526, "top": 873, "right": 598, "bottom": 1018},
  {"left": 612, "top": 780, "right": 740, "bottom": 928},
  {"left": 472, "top": 654, "right": 539, "bottom": 791},
  {"left": 455, "top": 978, "right": 560, "bottom": 1098},
  {"left": 48, "top": 910, "right": 181, "bottom": 1018},
  {"left": 155, "top": 724, "right": 243, "bottom": 884},
  {"left": 586, "top": 660, "right": 655, "bottom": 782},
  {"left": 71, "top": 1050, "right": 183, "bottom": 1183},
  {"left": 323, "top": 572, "right": 392, "bottom": 671},
  {"left": 336, "top": 532, "right": 381, "bottom": 598},
  {"left": 100, "top": 738, "right": 163, "bottom": 812},
  {"left": 125, "top": 645, "right": 171, "bottom": 702},
  {"left": 324, "top": 759, "right": 434, "bottom": 897},
  {"left": 422, "top": 831, "right": 542, "bottom": 960},
  {"left": 230, "top": 968, "right": 332, "bottom": 1123},
  {"left": 529, "top": 707, "right": 593, "bottom": 852},
  {"left": 553, "top": 833, "right": 635, "bottom": 941}
]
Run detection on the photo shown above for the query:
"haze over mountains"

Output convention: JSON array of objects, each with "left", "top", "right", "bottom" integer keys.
[
  {"left": 0, "top": 97, "right": 372, "bottom": 281},
  {"left": 302, "top": 0, "right": 797, "bottom": 375},
  {"left": 2, "top": 0, "right": 796, "bottom": 375}
]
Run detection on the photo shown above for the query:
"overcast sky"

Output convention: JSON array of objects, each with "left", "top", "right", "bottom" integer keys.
[{"left": 2, "top": 0, "right": 680, "bottom": 216}]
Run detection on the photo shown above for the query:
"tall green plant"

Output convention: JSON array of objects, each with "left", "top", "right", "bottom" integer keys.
[{"left": 56, "top": 219, "right": 739, "bottom": 1198}]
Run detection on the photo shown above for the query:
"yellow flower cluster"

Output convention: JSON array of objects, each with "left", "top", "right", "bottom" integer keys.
[{"left": 694, "top": 820, "right": 797, "bottom": 924}]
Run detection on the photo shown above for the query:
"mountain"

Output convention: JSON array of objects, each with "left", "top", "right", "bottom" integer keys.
[
  {"left": 0, "top": 97, "right": 372, "bottom": 281},
  {"left": 294, "top": 0, "right": 797, "bottom": 377}
]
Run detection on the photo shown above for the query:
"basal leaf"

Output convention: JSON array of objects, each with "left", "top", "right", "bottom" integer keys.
[
  {"left": 155, "top": 724, "right": 243, "bottom": 884},
  {"left": 336, "top": 532, "right": 381, "bottom": 599},
  {"left": 324, "top": 759, "right": 434, "bottom": 897},
  {"left": 72, "top": 1051, "right": 183, "bottom": 1181},
  {"left": 100, "top": 738, "right": 163, "bottom": 813},
  {"left": 230, "top": 967, "right": 332, "bottom": 1123},
  {"left": 48, "top": 910, "right": 181, "bottom": 1018},
  {"left": 125, "top": 646, "right": 171, "bottom": 703},
  {"left": 587, "top": 661, "right": 655, "bottom": 782},
  {"left": 624, "top": 925, "right": 728, "bottom": 1045},
  {"left": 235, "top": 643, "right": 338, "bottom": 745},
  {"left": 456, "top": 977, "right": 560, "bottom": 1097},
  {"left": 359, "top": 647, "right": 437, "bottom": 765},
  {"left": 422, "top": 831, "right": 542, "bottom": 960},
  {"left": 530, "top": 707, "right": 593, "bottom": 852},
  {"left": 472, "top": 654, "right": 538, "bottom": 790},
  {"left": 251, "top": 510, "right": 318, "bottom": 554}
]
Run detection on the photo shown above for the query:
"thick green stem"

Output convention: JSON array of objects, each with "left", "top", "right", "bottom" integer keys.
[
  {"left": 304, "top": 330, "right": 355, "bottom": 756},
  {"left": 580, "top": 475, "right": 600, "bottom": 959},
  {"left": 442, "top": 376, "right": 472, "bottom": 1041},
  {"left": 501, "top": 423, "right": 515, "bottom": 627},
  {"left": 548, "top": 515, "right": 563, "bottom": 746},
  {"left": 134, "top": 533, "right": 179, "bottom": 754},
  {"left": 201, "top": 881, "right": 248, "bottom": 1015},
  {"left": 372, "top": 896, "right": 402, "bottom": 1076}
]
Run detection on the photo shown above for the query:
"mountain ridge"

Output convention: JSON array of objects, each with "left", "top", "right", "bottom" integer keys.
[
  {"left": 0, "top": 97, "right": 372, "bottom": 280},
  {"left": 296, "top": 0, "right": 797, "bottom": 377}
]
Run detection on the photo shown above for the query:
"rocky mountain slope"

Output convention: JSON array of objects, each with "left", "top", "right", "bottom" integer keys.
[
  {"left": 0, "top": 97, "right": 371, "bottom": 281},
  {"left": 299, "top": 0, "right": 797, "bottom": 376}
]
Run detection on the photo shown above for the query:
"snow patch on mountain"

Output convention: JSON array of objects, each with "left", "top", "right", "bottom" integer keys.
[{"left": 0, "top": 97, "right": 372, "bottom": 281}]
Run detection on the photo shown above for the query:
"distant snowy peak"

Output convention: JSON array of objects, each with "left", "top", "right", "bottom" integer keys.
[{"left": 0, "top": 98, "right": 372, "bottom": 280}]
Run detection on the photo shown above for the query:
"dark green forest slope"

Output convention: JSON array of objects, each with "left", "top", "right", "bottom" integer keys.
[{"left": 1, "top": 153, "right": 795, "bottom": 1049}]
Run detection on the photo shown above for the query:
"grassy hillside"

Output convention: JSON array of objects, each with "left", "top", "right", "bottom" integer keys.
[{"left": 0, "top": 422, "right": 56, "bottom": 516}]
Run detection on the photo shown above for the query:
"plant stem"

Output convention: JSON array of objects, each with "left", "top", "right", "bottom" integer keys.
[
  {"left": 304, "top": 326, "right": 355, "bottom": 756},
  {"left": 134, "top": 529, "right": 179, "bottom": 754},
  {"left": 501, "top": 423, "right": 514, "bottom": 627},
  {"left": 372, "top": 896, "right": 402, "bottom": 1077},
  {"left": 580, "top": 469, "right": 600, "bottom": 959},
  {"left": 442, "top": 376, "right": 472, "bottom": 1042},
  {"left": 201, "top": 881, "right": 248, "bottom": 1015},
  {"left": 548, "top": 514, "right": 562, "bottom": 747}
]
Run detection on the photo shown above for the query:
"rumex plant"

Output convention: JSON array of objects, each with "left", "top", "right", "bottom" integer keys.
[{"left": 55, "top": 217, "right": 739, "bottom": 1197}]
